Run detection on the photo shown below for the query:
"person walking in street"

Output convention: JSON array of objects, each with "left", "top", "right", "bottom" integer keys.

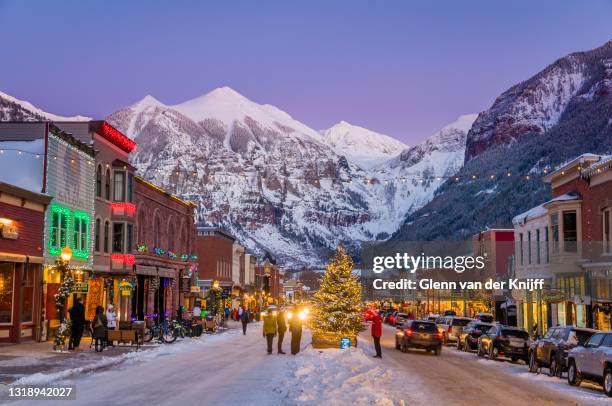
[
  {"left": 192, "top": 302, "right": 202, "bottom": 321},
  {"left": 371, "top": 311, "right": 382, "bottom": 358},
  {"left": 262, "top": 310, "right": 277, "bottom": 354},
  {"left": 91, "top": 306, "right": 108, "bottom": 352},
  {"left": 68, "top": 297, "right": 86, "bottom": 351},
  {"left": 105, "top": 304, "right": 117, "bottom": 347},
  {"left": 276, "top": 308, "right": 287, "bottom": 354},
  {"left": 290, "top": 308, "right": 303, "bottom": 355},
  {"left": 240, "top": 306, "right": 249, "bottom": 335}
]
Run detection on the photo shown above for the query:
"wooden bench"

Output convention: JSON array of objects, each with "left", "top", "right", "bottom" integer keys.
[{"left": 107, "top": 329, "right": 143, "bottom": 349}]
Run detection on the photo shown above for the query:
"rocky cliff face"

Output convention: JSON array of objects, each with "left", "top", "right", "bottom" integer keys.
[{"left": 465, "top": 40, "right": 612, "bottom": 161}]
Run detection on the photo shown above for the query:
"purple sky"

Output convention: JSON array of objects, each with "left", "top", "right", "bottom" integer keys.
[{"left": 0, "top": 1, "right": 610, "bottom": 144}]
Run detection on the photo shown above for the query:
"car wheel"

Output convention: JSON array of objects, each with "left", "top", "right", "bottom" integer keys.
[
  {"left": 464, "top": 339, "right": 470, "bottom": 352},
  {"left": 400, "top": 339, "right": 409, "bottom": 353},
  {"left": 549, "top": 355, "right": 558, "bottom": 378},
  {"left": 511, "top": 356, "right": 518, "bottom": 364},
  {"left": 395, "top": 337, "right": 400, "bottom": 350},
  {"left": 477, "top": 343, "right": 484, "bottom": 357},
  {"left": 456, "top": 338, "right": 462, "bottom": 351},
  {"left": 528, "top": 351, "right": 539, "bottom": 373},
  {"left": 434, "top": 347, "right": 441, "bottom": 356},
  {"left": 567, "top": 360, "right": 581, "bottom": 387},
  {"left": 604, "top": 369, "right": 612, "bottom": 397}
]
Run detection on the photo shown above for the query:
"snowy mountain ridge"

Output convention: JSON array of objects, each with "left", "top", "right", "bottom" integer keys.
[{"left": 0, "top": 90, "right": 91, "bottom": 122}]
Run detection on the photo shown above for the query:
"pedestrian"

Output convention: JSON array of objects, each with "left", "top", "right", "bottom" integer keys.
[
  {"left": 277, "top": 308, "right": 287, "bottom": 354},
  {"left": 192, "top": 302, "right": 202, "bottom": 321},
  {"left": 262, "top": 309, "right": 277, "bottom": 354},
  {"left": 91, "top": 306, "right": 108, "bottom": 352},
  {"left": 105, "top": 304, "right": 117, "bottom": 347},
  {"left": 290, "top": 309, "right": 303, "bottom": 355},
  {"left": 240, "top": 306, "right": 249, "bottom": 335},
  {"left": 371, "top": 311, "right": 382, "bottom": 358},
  {"left": 68, "top": 297, "right": 86, "bottom": 351}
]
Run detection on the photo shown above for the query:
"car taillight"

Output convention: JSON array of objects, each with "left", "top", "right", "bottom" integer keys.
[
  {"left": 448, "top": 326, "right": 453, "bottom": 334},
  {"left": 405, "top": 329, "right": 413, "bottom": 336},
  {"left": 437, "top": 331, "right": 444, "bottom": 339}
]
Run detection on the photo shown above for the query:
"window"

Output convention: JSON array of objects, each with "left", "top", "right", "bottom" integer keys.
[
  {"left": 72, "top": 212, "right": 89, "bottom": 255},
  {"left": 527, "top": 231, "right": 532, "bottom": 264},
  {"left": 113, "top": 222, "right": 125, "bottom": 253},
  {"left": 0, "top": 263, "right": 14, "bottom": 324},
  {"left": 95, "top": 218, "right": 101, "bottom": 252},
  {"left": 545, "top": 227, "right": 549, "bottom": 263},
  {"left": 585, "top": 333, "right": 605, "bottom": 348},
  {"left": 49, "top": 205, "right": 69, "bottom": 255},
  {"left": 519, "top": 233, "right": 524, "bottom": 265},
  {"left": 536, "top": 229, "right": 541, "bottom": 264},
  {"left": 602, "top": 334, "right": 612, "bottom": 347},
  {"left": 104, "top": 221, "right": 110, "bottom": 253},
  {"left": 96, "top": 165, "right": 102, "bottom": 197},
  {"left": 604, "top": 209, "right": 611, "bottom": 254},
  {"left": 21, "top": 266, "right": 35, "bottom": 323},
  {"left": 563, "top": 211, "right": 577, "bottom": 252},
  {"left": 551, "top": 214, "right": 559, "bottom": 254},
  {"left": 114, "top": 171, "right": 126, "bottom": 202},
  {"left": 127, "top": 224, "right": 133, "bottom": 253},
  {"left": 105, "top": 169, "right": 111, "bottom": 200},
  {"left": 127, "top": 173, "right": 134, "bottom": 202}
]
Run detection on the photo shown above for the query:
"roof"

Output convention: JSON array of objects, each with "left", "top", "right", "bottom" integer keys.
[
  {"left": 196, "top": 226, "right": 235, "bottom": 241},
  {"left": 135, "top": 176, "right": 196, "bottom": 208},
  {"left": 513, "top": 192, "right": 581, "bottom": 225},
  {"left": 581, "top": 154, "right": 612, "bottom": 178},
  {"left": 543, "top": 153, "right": 602, "bottom": 183},
  {"left": 0, "top": 181, "right": 52, "bottom": 205},
  {"left": 90, "top": 121, "right": 136, "bottom": 153}
]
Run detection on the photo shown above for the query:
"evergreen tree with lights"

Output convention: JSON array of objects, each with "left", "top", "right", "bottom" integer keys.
[{"left": 311, "top": 245, "right": 363, "bottom": 340}]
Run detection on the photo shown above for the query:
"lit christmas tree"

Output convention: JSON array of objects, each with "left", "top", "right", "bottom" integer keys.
[{"left": 311, "top": 245, "right": 363, "bottom": 339}]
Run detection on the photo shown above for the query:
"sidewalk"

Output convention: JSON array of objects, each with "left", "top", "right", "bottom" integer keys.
[{"left": 0, "top": 321, "right": 239, "bottom": 384}]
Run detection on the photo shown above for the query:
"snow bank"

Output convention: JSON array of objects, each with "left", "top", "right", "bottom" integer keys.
[
  {"left": 283, "top": 346, "right": 395, "bottom": 406},
  {"left": 13, "top": 330, "right": 238, "bottom": 386}
]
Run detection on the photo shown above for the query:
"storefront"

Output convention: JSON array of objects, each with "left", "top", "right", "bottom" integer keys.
[{"left": 0, "top": 183, "right": 51, "bottom": 343}]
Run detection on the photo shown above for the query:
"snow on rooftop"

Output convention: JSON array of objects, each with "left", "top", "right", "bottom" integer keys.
[
  {"left": 0, "top": 139, "right": 45, "bottom": 193},
  {"left": 513, "top": 193, "right": 580, "bottom": 225}
]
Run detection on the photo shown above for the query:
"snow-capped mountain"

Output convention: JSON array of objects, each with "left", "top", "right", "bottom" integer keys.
[
  {"left": 319, "top": 121, "right": 407, "bottom": 169},
  {"left": 0, "top": 90, "right": 90, "bottom": 122},
  {"left": 106, "top": 87, "right": 468, "bottom": 265},
  {"left": 465, "top": 40, "right": 612, "bottom": 161}
]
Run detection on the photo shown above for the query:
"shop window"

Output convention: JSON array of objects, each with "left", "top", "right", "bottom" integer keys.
[
  {"left": 95, "top": 218, "right": 101, "bottom": 252},
  {"left": 113, "top": 222, "right": 125, "bottom": 253},
  {"left": 0, "top": 263, "right": 14, "bottom": 324},
  {"left": 604, "top": 209, "right": 611, "bottom": 254},
  {"left": 49, "top": 205, "right": 70, "bottom": 256},
  {"left": 563, "top": 211, "right": 577, "bottom": 252},
  {"left": 72, "top": 211, "right": 90, "bottom": 259},
  {"left": 105, "top": 168, "right": 111, "bottom": 200},
  {"left": 550, "top": 214, "right": 559, "bottom": 254},
  {"left": 21, "top": 266, "right": 35, "bottom": 323},
  {"left": 104, "top": 220, "right": 110, "bottom": 253},
  {"left": 96, "top": 165, "right": 102, "bottom": 197},
  {"left": 114, "top": 171, "right": 126, "bottom": 202}
]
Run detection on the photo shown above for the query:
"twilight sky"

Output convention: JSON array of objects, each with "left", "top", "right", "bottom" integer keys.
[{"left": 0, "top": 1, "right": 610, "bottom": 144}]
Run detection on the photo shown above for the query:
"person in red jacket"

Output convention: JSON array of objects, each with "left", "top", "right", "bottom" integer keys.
[{"left": 371, "top": 311, "right": 382, "bottom": 358}]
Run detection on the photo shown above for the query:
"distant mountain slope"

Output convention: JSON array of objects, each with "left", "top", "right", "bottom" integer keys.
[
  {"left": 319, "top": 121, "right": 407, "bottom": 169},
  {"left": 393, "top": 40, "right": 612, "bottom": 241},
  {"left": 0, "top": 90, "right": 90, "bottom": 122}
]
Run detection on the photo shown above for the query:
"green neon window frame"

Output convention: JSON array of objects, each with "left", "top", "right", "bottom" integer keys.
[
  {"left": 71, "top": 211, "right": 91, "bottom": 259},
  {"left": 48, "top": 204, "right": 70, "bottom": 256}
]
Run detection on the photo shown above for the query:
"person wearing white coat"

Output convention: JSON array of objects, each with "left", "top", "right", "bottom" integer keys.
[{"left": 106, "top": 304, "right": 117, "bottom": 329}]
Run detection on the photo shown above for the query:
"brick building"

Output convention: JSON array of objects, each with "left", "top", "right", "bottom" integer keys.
[
  {"left": 0, "top": 183, "right": 51, "bottom": 342},
  {"left": 133, "top": 177, "right": 197, "bottom": 322}
]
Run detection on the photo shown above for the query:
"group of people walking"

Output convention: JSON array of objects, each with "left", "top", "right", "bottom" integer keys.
[
  {"left": 261, "top": 307, "right": 303, "bottom": 355},
  {"left": 66, "top": 297, "right": 117, "bottom": 352}
]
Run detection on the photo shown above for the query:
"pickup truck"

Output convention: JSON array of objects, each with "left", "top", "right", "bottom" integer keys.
[{"left": 567, "top": 331, "right": 612, "bottom": 397}]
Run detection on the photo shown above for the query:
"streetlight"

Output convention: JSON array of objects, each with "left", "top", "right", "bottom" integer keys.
[
  {"left": 213, "top": 280, "right": 220, "bottom": 289},
  {"left": 60, "top": 246, "right": 73, "bottom": 263}
]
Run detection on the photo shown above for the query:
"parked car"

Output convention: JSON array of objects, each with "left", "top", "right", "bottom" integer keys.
[
  {"left": 395, "top": 320, "right": 444, "bottom": 355},
  {"left": 423, "top": 314, "right": 440, "bottom": 322},
  {"left": 395, "top": 313, "right": 410, "bottom": 328},
  {"left": 567, "top": 331, "right": 612, "bottom": 397},
  {"left": 475, "top": 312, "right": 495, "bottom": 323},
  {"left": 436, "top": 316, "right": 473, "bottom": 344},
  {"left": 457, "top": 320, "right": 495, "bottom": 352},
  {"left": 386, "top": 311, "right": 399, "bottom": 326},
  {"left": 478, "top": 325, "right": 530, "bottom": 363},
  {"left": 528, "top": 326, "right": 597, "bottom": 377}
]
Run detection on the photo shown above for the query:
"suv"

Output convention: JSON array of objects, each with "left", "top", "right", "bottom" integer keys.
[
  {"left": 478, "top": 325, "right": 530, "bottom": 363},
  {"left": 457, "top": 320, "right": 495, "bottom": 352},
  {"left": 395, "top": 313, "right": 410, "bottom": 328},
  {"left": 475, "top": 312, "right": 495, "bottom": 323},
  {"left": 395, "top": 320, "right": 444, "bottom": 355},
  {"left": 567, "top": 331, "right": 612, "bottom": 397},
  {"left": 529, "top": 326, "right": 596, "bottom": 377},
  {"left": 436, "top": 316, "right": 473, "bottom": 344}
]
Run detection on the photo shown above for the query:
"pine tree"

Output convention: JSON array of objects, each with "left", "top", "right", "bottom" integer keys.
[{"left": 311, "top": 245, "right": 363, "bottom": 337}]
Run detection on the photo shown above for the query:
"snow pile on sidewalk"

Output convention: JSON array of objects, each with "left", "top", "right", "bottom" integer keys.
[
  {"left": 14, "top": 330, "right": 237, "bottom": 386},
  {"left": 283, "top": 346, "right": 395, "bottom": 405}
]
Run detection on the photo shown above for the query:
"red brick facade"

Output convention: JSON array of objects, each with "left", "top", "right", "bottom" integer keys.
[{"left": 196, "top": 228, "right": 235, "bottom": 284}]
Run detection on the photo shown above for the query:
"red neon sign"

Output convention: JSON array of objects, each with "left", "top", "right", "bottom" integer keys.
[{"left": 111, "top": 202, "right": 136, "bottom": 216}]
